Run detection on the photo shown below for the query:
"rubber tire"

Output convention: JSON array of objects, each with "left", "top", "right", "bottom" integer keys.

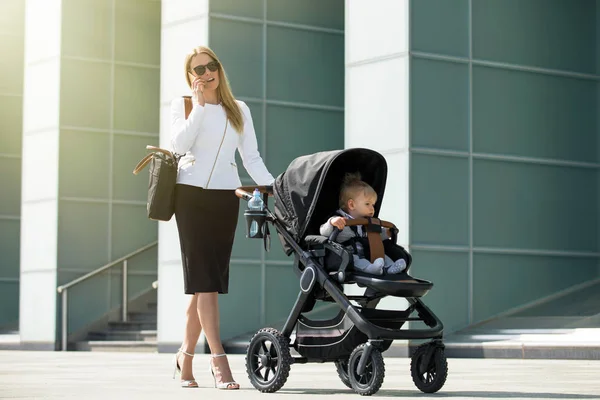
[
  {"left": 347, "top": 344, "right": 385, "bottom": 396},
  {"left": 410, "top": 343, "right": 448, "bottom": 393},
  {"left": 334, "top": 359, "right": 352, "bottom": 389},
  {"left": 245, "top": 328, "right": 292, "bottom": 393}
]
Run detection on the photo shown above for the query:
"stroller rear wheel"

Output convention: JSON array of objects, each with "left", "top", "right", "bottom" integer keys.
[
  {"left": 334, "top": 359, "right": 352, "bottom": 389},
  {"left": 410, "top": 342, "right": 448, "bottom": 393},
  {"left": 246, "top": 328, "right": 292, "bottom": 393},
  {"left": 347, "top": 343, "right": 385, "bottom": 396}
]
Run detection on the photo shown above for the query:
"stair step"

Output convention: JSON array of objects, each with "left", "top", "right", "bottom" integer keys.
[
  {"left": 108, "top": 321, "right": 156, "bottom": 331},
  {"left": 126, "top": 312, "right": 157, "bottom": 322},
  {"left": 75, "top": 340, "right": 157, "bottom": 352},
  {"left": 88, "top": 330, "right": 157, "bottom": 342}
]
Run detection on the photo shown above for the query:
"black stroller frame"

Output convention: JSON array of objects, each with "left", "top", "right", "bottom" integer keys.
[{"left": 236, "top": 148, "right": 448, "bottom": 396}]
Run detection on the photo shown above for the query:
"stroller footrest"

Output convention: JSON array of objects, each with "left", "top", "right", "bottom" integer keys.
[{"left": 347, "top": 272, "right": 433, "bottom": 298}]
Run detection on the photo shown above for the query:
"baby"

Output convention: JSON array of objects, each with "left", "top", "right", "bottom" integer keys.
[{"left": 319, "top": 173, "right": 406, "bottom": 275}]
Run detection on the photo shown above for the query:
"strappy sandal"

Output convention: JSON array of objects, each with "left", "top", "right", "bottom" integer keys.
[
  {"left": 209, "top": 353, "right": 240, "bottom": 390},
  {"left": 172, "top": 349, "right": 198, "bottom": 388}
]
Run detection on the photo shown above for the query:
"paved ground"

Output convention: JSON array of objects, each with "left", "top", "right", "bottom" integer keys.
[{"left": 0, "top": 351, "right": 599, "bottom": 399}]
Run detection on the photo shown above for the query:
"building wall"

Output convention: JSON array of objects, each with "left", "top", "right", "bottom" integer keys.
[
  {"left": 19, "top": 0, "right": 160, "bottom": 346},
  {"left": 0, "top": 0, "right": 25, "bottom": 329},
  {"left": 409, "top": 0, "right": 600, "bottom": 333},
  {"left": 56, "top": 0, "right": 160, "bottom": 336}
]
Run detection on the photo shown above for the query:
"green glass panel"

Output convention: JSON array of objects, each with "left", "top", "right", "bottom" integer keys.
[
  {"left": 209, "top": 19, "right": 263, "bottom": 98},
  {"left": 235, "top": 100, "right": 264, "bottom": 182},
  {"left": 410, "top": 250, "right": 470, "bottom": 333},
  {"left": 113, "top": 134, "right": 154, "bottom": 202},
  {"left": 410, "top": 0, "right": 468, "bottom": 57},
  {"left": 62, "top": 269, "right": 110, "bottom": 333},
  {"left": 265, "top": 231, "right": 293, "bottom": 263},
  {"left": 0, "top": 220, "right": 20, "bottom": 278},
  {"left": 410, "top": 58, "right": 469, "bottom": 151},
  {"left": 473, "top": 66, "right": 596, "bottom": 162},
  {"left": 59, "top": 129, "right": 110, "bottom": 198},
  {"left": 0, "top": 157, "right": 21, "bottom": 215},
  {"left": 57, "top": 201, "right": 109, "bottom": 271},
  {"left": 0, "top": 95, "right": 22, "bottom": 154},
  {"left": 473, "top": 253, "right": 598, "bottom": 323},
  {"left": 113, "top": 66, "right": 160, "bottom": 132},
  {"left": 473, "top": 159, "right": 597, "bottom": 252},
  {"left": 410, "top": 154, "right": 469, "bottom": 246},
  {"left": 61, "top": 0, "right": 112, "bottom": 60},
  {"left": 0, "top": 282, "right": 19, "bottom": 327},
  {"left": 267, "top": 0, "right": 344, "bottom": 30},
  {"left": 265, "top": 264, "right": 299, "bottom": 322},
  {"left": 210, "top": 0, "right": 264, "bottom": 19},
  {"left": 514, "top": 281, "right": 600, "bottom": 318},
  {"left": 473, "top": 0, "right": 596, "bottom": 73},
  {"left": 267, "top": 26, "right": 344, "bottom": 107},
  {"left": 115, "top": 0, "right": 161, "bottom": 65},
  {"left": 0, "top": 0, "right": 25, "bottom": 33},
  {"left": 219, "top": 262, "right": 262, "bottom": 339},
  {"left": 265, "top": 106, "right": 343, "bottom": 175},
  {"left": 111, "top": 203, "right": 157, "bottom": 259},
  {"left": 231, "top": 203, "right": 262, "bottom": 260},
  {"left": 0, "top": 34, "right": 24, "bottom": 94},
  {"left": 60, "top": 59, "right": 111, "bottom": 129}
]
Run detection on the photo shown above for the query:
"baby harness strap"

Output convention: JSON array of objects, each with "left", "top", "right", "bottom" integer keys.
[{"left": 365, "top": 218, "right": 385, "bottom": 263}]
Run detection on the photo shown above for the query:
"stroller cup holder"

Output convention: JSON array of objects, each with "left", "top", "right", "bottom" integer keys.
[{"left": 244, "top": 208, "right": 267, "bottom": 239}]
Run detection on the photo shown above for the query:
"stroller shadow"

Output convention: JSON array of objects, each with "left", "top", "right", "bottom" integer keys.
[{"left": 277, "top": 389, "right": 599, "bottom": 398}]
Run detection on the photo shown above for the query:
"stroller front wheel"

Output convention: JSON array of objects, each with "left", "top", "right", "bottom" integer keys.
[
  {"left": 347, "top": 343, "right": 385, "bottom": 396},
  {"left": 245, "top": 327, "right": 292, "bottom": 393},
  {"left": 410, "top": 342, "right": 448, "bottom": 393}
]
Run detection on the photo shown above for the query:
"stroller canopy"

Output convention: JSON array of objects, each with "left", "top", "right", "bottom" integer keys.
[{"left": 273, "top": 148, "right": 388, "bottom": 255}]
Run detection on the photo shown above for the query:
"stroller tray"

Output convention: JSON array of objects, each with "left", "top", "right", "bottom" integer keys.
[{"left": 347, "top": 272, "right": 433, "bottom": 298}]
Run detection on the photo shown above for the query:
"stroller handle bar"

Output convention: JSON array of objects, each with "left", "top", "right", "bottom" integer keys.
[
  {"left": 329, "top": 218, "right": 397, "bottom": 242},
  {"left": 235, "top": 185, "right": 274, "bottom": 201}
]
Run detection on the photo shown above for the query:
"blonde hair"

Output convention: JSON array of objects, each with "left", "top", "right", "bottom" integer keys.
[
  {"left": 184, "top": 46, "right": 244, "bottom": 133},
  {"left": 339, "top": 172, "right": 377, "bottom": 210}
]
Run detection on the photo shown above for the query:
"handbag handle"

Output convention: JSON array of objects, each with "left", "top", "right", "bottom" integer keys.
[{"left": 205, "top": 119, "right": 229, "bottom": 188}]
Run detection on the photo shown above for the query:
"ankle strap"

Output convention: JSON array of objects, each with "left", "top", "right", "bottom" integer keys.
[
  {"left": 179, "top": 349, "right": 194, "bottom": 357},
  {"left": 211, "top": 353, "right": 227, "bottom": 358}
]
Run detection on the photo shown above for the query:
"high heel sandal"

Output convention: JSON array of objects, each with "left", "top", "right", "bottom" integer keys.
[
  {"left": 172, "top": 349, "right": 198, "bottom": 388},
  {"left": 209, "top": 353, "right": 240, "bottom": 390}
]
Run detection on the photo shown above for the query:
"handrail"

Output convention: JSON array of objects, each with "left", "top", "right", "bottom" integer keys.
[
  {"left": 56, "top": 241, "right": 158, "bottom": 351},
  {"left": 57, "top": 241, "right": 158, "bottom": 293}
]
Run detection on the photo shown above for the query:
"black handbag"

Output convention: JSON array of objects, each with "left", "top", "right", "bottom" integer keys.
[{"left": 132, "top": 97, "right": 193, "bottom": 221}]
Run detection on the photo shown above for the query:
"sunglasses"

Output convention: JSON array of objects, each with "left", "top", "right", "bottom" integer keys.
[{"left": 191, "top": 61, "right": 219, "bottom": 76}]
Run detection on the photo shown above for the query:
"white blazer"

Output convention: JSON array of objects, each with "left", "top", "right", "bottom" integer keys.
[{"left": 170, "top": 97, "right": 275, "bottom": 190}]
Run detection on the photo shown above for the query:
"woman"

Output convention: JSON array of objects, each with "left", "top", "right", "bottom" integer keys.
[{"left": 170, "top": 46, "right": 274, "bottom": 389}]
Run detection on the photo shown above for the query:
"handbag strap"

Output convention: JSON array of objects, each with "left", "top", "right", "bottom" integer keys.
[{"left": 205, "top": 119, "right": 229, "bottom": 188}]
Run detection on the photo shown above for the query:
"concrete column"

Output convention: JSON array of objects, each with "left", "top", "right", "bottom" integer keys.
[
  {"left": 19, "top": 0, "right": 62, "bottom": 349},
  {"left": 157, "top": 0, "right": 209, "bottom": 353},
  {"left": 344, "top": 0, "right": 410, "bottom": 310}
]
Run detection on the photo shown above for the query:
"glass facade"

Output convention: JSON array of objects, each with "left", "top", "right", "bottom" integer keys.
[
  {"left": 0, "top": 0, "right": 25, "bottom": 329},
  {"left": 4, "top": 0, "right": 600, "bottom": 346},
  {"left": 410, "top": 0, "right": 600, "bottom": 332}
]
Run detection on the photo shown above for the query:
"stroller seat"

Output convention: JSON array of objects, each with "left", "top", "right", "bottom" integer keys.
[{"left": 304, "top": 231, "right": 433, "bottom": 298}]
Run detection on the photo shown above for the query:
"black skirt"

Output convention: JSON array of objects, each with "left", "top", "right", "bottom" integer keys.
[{"left": 174, "top": 184, "right": 239, "bottom": 294}]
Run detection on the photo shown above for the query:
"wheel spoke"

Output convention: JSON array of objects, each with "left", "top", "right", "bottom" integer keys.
[
  {"left": 264, "top": 367, "right": 270, "bottom": 381},
  {"left": 261, "top": 341, "right": 268, "bottom": 354},
  {"left": 254, "top": 365, "right": 264, "bottom": 374}
]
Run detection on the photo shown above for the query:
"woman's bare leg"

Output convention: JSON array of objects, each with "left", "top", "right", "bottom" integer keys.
[
  {"left": 197, "top": 292, "right": 238, "bottom": 387},
  {"left": 178, "top": 293, "right": 202, "bottom": 381}
]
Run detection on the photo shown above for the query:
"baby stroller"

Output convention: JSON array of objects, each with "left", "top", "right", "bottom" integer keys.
[{"left": 236, "top": 148, "right": 447, "bottom": 396}]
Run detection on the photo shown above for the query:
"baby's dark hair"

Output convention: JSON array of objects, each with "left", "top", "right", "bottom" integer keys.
[{"left": 339, "top": 172, "right": 377, "bottom": 210}]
